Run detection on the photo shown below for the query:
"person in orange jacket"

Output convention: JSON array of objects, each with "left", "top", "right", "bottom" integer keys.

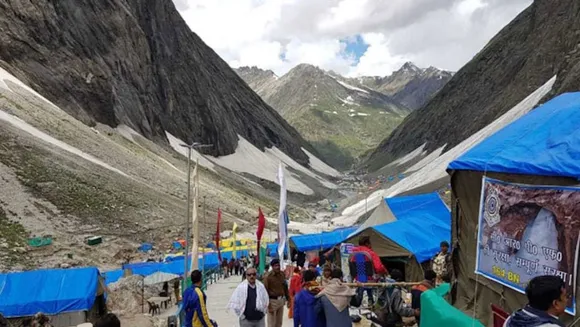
[{"left": 288, "top": 267, "right": 302, "bottom": 319}]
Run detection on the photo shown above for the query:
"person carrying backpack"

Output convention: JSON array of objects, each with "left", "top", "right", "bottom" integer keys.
[{"left": 371, "top": 269, "right": 418, "bottom": 327}]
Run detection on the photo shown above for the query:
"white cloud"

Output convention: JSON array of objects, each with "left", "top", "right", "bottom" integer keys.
[{"left": 175, "top": 0, "right": 532, "bottom": 77}]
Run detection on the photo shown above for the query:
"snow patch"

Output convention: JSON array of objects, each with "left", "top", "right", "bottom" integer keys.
[
  {"left": 339, "top": 96, "right": 359, "bottom": 106},
  {"left": 209, "top": 136, "right": 317, "bottom": 195},
  {"left": 357, "top": 113, "right": 370, "bottom": 117},
  {"left": 336, "top": 80, "right": 370, "bottom": 94},
  {"left": 332, "top": 111, "right": 338, "bottom": 115},
  {"left": 404, "top": 144, "right": 446, "bottom": 173},
  {"left": 387, "top": 144, "right": 426, "bottom": 167},
  {"left": 302, "top": 147, "right": 341, "bottom": 177},
  {"left": 0, "top": 67, "right": 60, "bottom": 109},
  {"left": 335, "top": 75, "right": 557, "bottom": 226},
  {"left": 165, "top": 132, "right": 216, "bottom": 172},
  {"left": 382, "top": 75, "right": 557, "bottom": 197},
  {"left": 0, "top": 110, "right": 128, "bottom": 177}
]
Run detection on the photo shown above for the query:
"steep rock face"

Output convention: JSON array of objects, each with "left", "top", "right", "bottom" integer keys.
[
  {"left": 364, "top": 0, "right": 580, "bottom": 170},
  {"left": 236, "top": 66, "right": 278, "bottom": 95},
  {"left": 236, "top": 64, "right": 408, "bottom": 169},
  {"left": 0, "top": 0, "right": 311, "bottom": 164}
]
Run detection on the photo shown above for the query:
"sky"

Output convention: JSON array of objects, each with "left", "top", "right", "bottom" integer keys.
[{"left": 174, "top": 0, "right": 532, "bottom": 77}]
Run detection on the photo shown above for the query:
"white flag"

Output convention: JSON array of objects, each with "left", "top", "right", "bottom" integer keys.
[
  {"left": 277, "top": 162, "right": 288, "bottom": 268},
  {"left": 190, "top": 158, "right": 200, "bottom": 271}
]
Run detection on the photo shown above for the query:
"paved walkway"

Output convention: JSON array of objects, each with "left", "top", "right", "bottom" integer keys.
[{"left": 206, "top": 276, "right": 294, "bottom": 327}]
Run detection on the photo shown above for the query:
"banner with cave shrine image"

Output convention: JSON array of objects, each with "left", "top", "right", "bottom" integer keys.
[{"left": 475, "top": 177, "right": 580, "bottom": 315}]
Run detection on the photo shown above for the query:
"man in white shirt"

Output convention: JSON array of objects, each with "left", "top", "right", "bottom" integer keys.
[
  {"left": 227, "top": 267, "right": 269, "bottom": 327},
  {"left": 503, "top": 275, "right": 566, "bottom": 327}
]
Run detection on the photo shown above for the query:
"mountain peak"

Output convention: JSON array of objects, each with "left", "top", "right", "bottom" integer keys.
[
  {"left": 401, "top": 62, "right": 422, "bottom": 74},
  {"left": 236, "top": 66, "right": 277, "bottom": 78}
]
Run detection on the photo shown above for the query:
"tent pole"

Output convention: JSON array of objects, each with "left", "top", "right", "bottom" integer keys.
[{"left": 141, "top": 276, "right": 144, "bottom": 314}]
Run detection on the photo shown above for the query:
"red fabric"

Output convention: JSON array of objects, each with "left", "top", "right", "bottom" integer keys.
[
  {"left": 216, "top": 209, "right": 222, "bottom": 261},
  {"left": 491, "top": 304, "right": 509, "bottom": 327},
  {"left": 257, "top": 208, "right": 266, "bottom": 240},
  {"left": 289, "top": 273, "right": 302, "bottom": 296},
  {"left": 350, "top": 245, "right": 388, "bottom": 275}
]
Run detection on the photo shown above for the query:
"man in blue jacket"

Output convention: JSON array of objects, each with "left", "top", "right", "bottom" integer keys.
[
  {"left": 183, "top": 270, "right": 218, "bottom": 327},
  {"left": 293, "top": 270, "right": 325, "bottom": 327},
  {"left": 504, "top": 275, "right": 566, "bottom": 327}
]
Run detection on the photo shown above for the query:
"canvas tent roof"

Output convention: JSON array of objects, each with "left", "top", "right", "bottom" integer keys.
[
  {"left": 0, "top": 267, "right": 99, "bottom": 318},
  {"left": 448, "top": 92, "right": 580, "bottom": 178},
  {"left": 347, "top": 194, "right": 451, "bottom": 262},
  {"left": 352, "top": 192, "right": 449, "bottom": 237},
  {"left": 290, "top": 226, "right": 359, "bottom": 252}
]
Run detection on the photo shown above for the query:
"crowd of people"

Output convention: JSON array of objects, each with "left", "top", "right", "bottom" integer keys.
[
  {"left": 221, "top": 256, "right": 251, "bottom": 278},
  {"left": 2, "top": 235, "right": 569, "bottom": 327}
]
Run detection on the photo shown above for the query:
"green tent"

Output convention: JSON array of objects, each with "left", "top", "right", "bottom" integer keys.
[{"left": 420, "top": 283, "right": 484, "bottom": 327}]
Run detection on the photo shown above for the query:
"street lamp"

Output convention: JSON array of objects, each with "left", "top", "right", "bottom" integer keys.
[{"left": 180, "top": 142, "right": 212, "bottom": 287}]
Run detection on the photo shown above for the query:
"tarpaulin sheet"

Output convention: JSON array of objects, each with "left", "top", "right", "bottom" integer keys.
[
  {"left": 373, "top": 216, "right": 450, "bottom": 262},
  {"left": 266, "top": 243, "right": 285, "bottom": 256},
  {"left": 348, "top": 192, "right": 450, "bottom": 262},
  {"left": 290, "top": 226, "right": 358, "bottom": 252},
  {"left": 420, "top": 283, "right": 484, "bottom": 327},
  {"left": 121, "top": 252, "right": 223, "bottom": 280},
  {"left": 386, "top": 192, "right": 449, "bottom": 222},
  {"left": 0, "top": 267, "right": 99, "bottom": 317},
  {"left": 102, "top": 269, "right": 124, "bottom": 285},
  {"left": 448, "top": 92, "right": 580, "bottom": 179}
]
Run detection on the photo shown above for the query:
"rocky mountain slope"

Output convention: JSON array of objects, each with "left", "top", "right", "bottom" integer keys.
[
  {"left": 364, "top": 0, "right": 580, "bottom": 172},
  {"left": 0, "top": 0, "right": 314, "bottom": 165},
  {"left": 354, "top": 62, "right": 453, "bottom": 110},
  {"left": 0, "top": 0, "right": 341, "bottom": 271},
  {"left": 236, "top": 64, "right": 409, "bottom": 170}
]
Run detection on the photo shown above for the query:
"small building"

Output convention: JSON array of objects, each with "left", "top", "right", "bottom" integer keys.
[{"left": 0, "top": 267, "right": 106, "bottom": 327}]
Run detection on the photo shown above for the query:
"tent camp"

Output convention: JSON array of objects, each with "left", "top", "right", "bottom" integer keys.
[
  {"left": 290, "top": 226, "right": 358, "bottom": 252},
  {"left": 0, "top": 267, "right": 105, "bottom": 327},
  {"left": 447, "top": 92, "right": 580, "bottom": 324},
  {"left": 343, "top": 192, "right": 450, "bottom": 281}
]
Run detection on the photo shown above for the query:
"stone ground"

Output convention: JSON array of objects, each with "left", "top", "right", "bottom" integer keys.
[{"left": 206, "top": 276, "right": 372, "bottom": 327}]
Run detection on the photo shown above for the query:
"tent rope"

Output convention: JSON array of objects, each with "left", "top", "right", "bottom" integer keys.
[{"left": 472, "top": 273, "right": 480, "bottom": 326}]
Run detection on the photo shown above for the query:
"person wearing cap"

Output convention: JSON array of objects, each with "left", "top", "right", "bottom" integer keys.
[
  {"left": 431, "top": 241, "right": 452, "bottom": 284},
  {"left": 263, "top": 259, "right": 290, "bottom": 327}
]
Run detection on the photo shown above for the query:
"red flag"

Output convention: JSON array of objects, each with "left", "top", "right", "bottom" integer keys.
[
  {"left": 216, "top": 208, "right": 222, "bottom": 262},
  {"left": 256, "top": 208, "right": 266, "bottom": 264}
]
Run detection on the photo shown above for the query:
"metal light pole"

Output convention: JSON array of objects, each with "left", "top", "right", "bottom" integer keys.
[
  {"left": 180, "top": 142, "right": 212, "bottom": 288},
  {"left": 202, "top": 195, "right": 206, "bottom": 278}
]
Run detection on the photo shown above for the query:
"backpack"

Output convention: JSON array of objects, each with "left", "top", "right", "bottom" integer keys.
[{"left": 373, "top": 287, "right": 401, "bottom": 327}]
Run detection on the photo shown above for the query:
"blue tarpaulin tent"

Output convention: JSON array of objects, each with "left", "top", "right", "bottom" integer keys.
[
  {"left": 0, "top": 267, "right": 100, "bottom": 317},
  {"left": 448, "top": 92, "right": 580, "bottom": 178},
  {"left": 108, "top": 252, "right": 223, "bottom": 285},
  {"left": 354, "top": 192, "right": 449, "bottom": 236},
  {"left": 344, "top": 192, "right": 450, "bottom": 281},
  {"left": 445, "top": 92, "right": 580, "bottom": 322},
  {"left": 290, "top": 226, "right": 359, "bottom": 252}
]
